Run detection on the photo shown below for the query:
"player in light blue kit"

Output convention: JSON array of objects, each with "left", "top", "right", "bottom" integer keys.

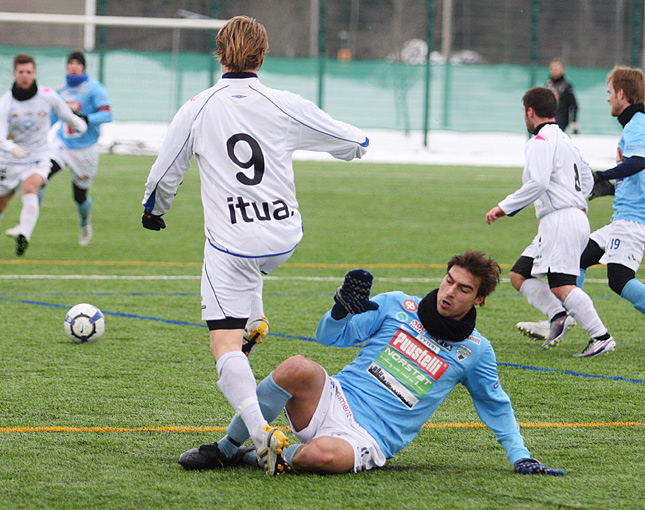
[
  {"left": 178, "top": 251, "right": 564, "bottom": 477},
  {"left": 581, "top": 66, "right": 645, "bottom": 318},
  {"left": 42, "top": 50, "right": 113, "bottom": 246}
]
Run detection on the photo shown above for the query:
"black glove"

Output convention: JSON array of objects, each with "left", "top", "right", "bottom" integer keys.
[
  {"left": 73, "top": 111, "right": 88, "bottom": 124},
  {"left": 589, "top": 171, "right": 615, "bottom": 200},
  {"left": 142, "top": 211, "right": 166, "bottom": 230},
  {"left": 513, "top": 458, "right": 565, "bottom": 476},
  {"left": 332, "top": 269, "right": 379, "bottom": 318}
]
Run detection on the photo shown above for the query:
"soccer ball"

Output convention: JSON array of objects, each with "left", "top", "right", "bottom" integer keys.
[{"left": 64, "top": 303, "right": 105, "bottom": 343}]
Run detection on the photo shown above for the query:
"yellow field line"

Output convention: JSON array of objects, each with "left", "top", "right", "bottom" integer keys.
[{"left": 1, "top": 422, "right": 642, "bottom": 433}]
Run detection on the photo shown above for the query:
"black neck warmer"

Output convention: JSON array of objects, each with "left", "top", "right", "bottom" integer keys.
[
  {"left": 417, "top": 289, "right": 476, "bottom": 342},
  {"left": 532, "top": 121, "right": 558, "bottom": 136},
  {"left": 12, "top": 81, "right": 38, "bottom": 101},
  {"left": 618, "top": 103, "right": 645, "bottom": 127}
]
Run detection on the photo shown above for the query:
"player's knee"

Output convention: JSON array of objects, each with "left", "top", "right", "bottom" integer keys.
[
  {"left": 607, "top": 264, "right": 635, "bottom": 295},
  {"left": 509, "top": 271, "right": 525, "bottom": 291},
  {"left": 293, "top": 442, "right": 337, "bottom": 473},
  {"left": 273, "top": 355, "right": 317, "bottom": 386},
  {"left": 73, "top": 184, "right": 87, "bottom": 204}
]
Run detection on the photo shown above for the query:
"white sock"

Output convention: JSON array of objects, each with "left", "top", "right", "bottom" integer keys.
[
  {"left": 216, "top": 351, "right": 268, "bottom": 447},
  {"left": 519, "top": 278, "right": 565, "bottom": 320},
  {"left": 19, "top": 193, "right": 39, "bottom": 239},
  {"left": 563, "top": 287, "right": 608, "bottom": 338}
]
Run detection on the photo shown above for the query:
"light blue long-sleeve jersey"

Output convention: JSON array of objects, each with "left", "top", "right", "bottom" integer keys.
[
  {"left": 315, "top": 291, "right": 531, "bottom": 465},
  {"left": 51, "top": 77, "right": 112, "bottom": 149},
  {"left": 614, "top": 111, "right": 645, "bottom": 224}
]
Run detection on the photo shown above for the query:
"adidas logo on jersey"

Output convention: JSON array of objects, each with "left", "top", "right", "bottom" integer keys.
[{"left": 227, "top": 196, "right": 295, "bottom": 224}]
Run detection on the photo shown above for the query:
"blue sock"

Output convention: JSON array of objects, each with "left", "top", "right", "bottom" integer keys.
[
  {"left": 620, "top": 278, "right": 645, "bottom": 314},
  {"left": 226, "top": 372, "right": 292, "bottom": 445},
  {"left": 37, "top": 186, "right": 46, "bottom": 204},
  {"left": 77, "top": 196, "right": 92, "bottom": 226},
  {"left": 217, "top": 436, "right": 239, "bottom": 458},
  {"left": 282, "top": 443, "right": 303, "bottom": 474},
  {"left": 576, "top": 269, "right": 586, "bottom": 290}
]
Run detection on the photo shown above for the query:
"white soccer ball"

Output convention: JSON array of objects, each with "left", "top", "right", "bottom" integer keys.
[{"left": 64, "top": 303, "right": 105, "bottom": 343}]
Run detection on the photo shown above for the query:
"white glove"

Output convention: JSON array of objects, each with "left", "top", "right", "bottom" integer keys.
[
  {"left": 10, "top": 145, "right": 29, "bottom": 159},
  {"left": 570, "top": 122, "right": 580, "bottom": 134}
]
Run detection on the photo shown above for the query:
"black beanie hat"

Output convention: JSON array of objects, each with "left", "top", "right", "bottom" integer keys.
[{"left": 67, "top": 51, "right": 86, "bottom": 67}]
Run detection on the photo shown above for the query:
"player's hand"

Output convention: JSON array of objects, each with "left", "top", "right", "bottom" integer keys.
[
  {"left": 333, "top": 269, "right": 379, "bottom": 317},
  {"left": 10, "top": 145, "right": 29, "bottom": 159},
  {"left": 142, "top": 211, "right": 166, "bottom": 230},
  {"left": 570, "top": 122, "right": 580, "bottom": 134},
  {"left": 513, "top": 458, "right": 565, "bottom": 476},
  {"left": 73, "top": 111, "right": 89, "bottom": 124},
  {"left": 485, "top": 206, "right": 505, "bottom": 224},
  {"left": 589, "top": 172, "right": 615, "bottom": 200}
]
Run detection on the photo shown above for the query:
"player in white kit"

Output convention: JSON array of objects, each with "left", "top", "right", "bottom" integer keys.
[
  {"left": 485, "top": 87, "right": 614, "bottom": 358},
  {"left": 141, "top": 16, "right": 369, "bottom": 457},
  {"left": 0, "top": 54, "right": 86, "bottom": 256}
]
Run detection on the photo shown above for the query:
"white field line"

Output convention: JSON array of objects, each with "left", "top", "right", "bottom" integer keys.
[{"left": 0, "top": 274, "right": 610, "bottom": 284}]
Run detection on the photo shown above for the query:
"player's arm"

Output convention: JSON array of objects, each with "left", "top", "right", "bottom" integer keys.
[
  {"left": 496, "top": 141, "right": 552, "bottom": 217},
  {"left": 315, "top": 272, "right": 384, "bottom": 347},
  {"left": 88, "top": 83, "right": 113, "bottom": 125},
  {"left": 142, "top": 99, "right": 195, "bottom": 220},
  {"left": 578, "top": 156, "right": 594, "bottom": 198},
  {"left": 286, "top": 95, "right": 369, "bottom": 161},
  {"left": 595, "top": 156, "right": 645, "bottom": 181},
  {"left": 461, "top": 345, "right": 531, "bottom": 465},
  {"left": 50, "top": 91, "right": 87, "bottom": 134},
  {"left": 0, "top": 96, "right": 26, "bottom": 156},
  {"left": 463, "top": 346, "right": 564, "bottom": 475}
]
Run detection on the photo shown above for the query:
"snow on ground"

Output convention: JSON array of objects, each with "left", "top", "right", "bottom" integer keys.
[{"left": 99, "top": 122, "right": 619, "bottom": 170}]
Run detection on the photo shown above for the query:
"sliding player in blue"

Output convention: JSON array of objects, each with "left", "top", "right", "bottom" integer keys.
[{"left": 179, "top": 251, "right": 564, "bottom": 477}]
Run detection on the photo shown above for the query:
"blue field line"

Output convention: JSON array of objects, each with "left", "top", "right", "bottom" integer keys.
[
  {"left": 497, "top": 362, "right": 644, "bottom": 384},
  {"left": 2, "top": 296, "right": 643, "bottom": 384}
]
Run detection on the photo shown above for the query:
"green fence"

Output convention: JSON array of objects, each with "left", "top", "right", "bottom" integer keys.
[{"left": 0, "top": 46, "right": 623, "bottom": 137}]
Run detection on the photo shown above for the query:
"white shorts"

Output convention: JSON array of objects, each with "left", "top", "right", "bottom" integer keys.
[
  {"left": 590, "top": 220, "right": 645, "bottom": 272},
  {"left": 50, "top": 138, "right": 100, "bottom": 190},
  {"left": 0, "top": 160, "right": 50, "bottom": 196},
  {"left": 521, "top": 208, "right": 589, "bottom": 277},
  {"left": 200, "top": 240, "right": 294, "bottom": 321},
  {"left": 285, "top": 373, "right": 386, "bottom": 473}
]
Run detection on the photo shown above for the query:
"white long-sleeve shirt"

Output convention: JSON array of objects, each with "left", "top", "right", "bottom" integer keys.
[
  {"left": 0, "top": 85, "right": 87, "bottom": 165},
  {"left": 143, "top": 75, "right": 368, "bottom": 257},
  {"left": 498, "top": 123, "right": 593, "bottom": 219}
]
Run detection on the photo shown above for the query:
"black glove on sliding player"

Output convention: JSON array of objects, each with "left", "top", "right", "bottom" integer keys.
[
  {"left": 332, "top": 269, "right": 379, "bottom": 319},
  {"left": 589, "top": 171, "right": 615, "bottom": 200},
  {"left": 142, "top": 211, "right": 166, "bottom": 230}
]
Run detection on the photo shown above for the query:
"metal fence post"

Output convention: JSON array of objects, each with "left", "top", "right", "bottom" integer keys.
[
  {"left": 317, "top": 0, "right": 326, "bottom": 109},
  {"left": 423, "top": 0, "right": 434, "bottom": 147}
]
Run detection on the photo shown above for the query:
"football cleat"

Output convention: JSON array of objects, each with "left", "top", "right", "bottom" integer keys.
[
  {"left": 178, "top": 441, "right": 256, "bottom": 470},
  {"left": 15, "top": 234, "right": 29, "bottom": 256},
  {"left": 541, "top": 315, "right": 576, "bottom": 350},
  {"left": 4, "top": 225, "right": 21, "bottom": 239},
  {"left": 257, "top": 425, "right": 291, "bottom": 476},
  {"left": 516, "top": 320, "right": 550, "bottom": 340},
  {"left": 573, "top": 337, "right": 616, "bottom": 358},
  {"left": 79, "top": 222, "right": 93, "bottom": 246},
  {"left": 242, "top": 316, "right": 269, "bottom": 356}
]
